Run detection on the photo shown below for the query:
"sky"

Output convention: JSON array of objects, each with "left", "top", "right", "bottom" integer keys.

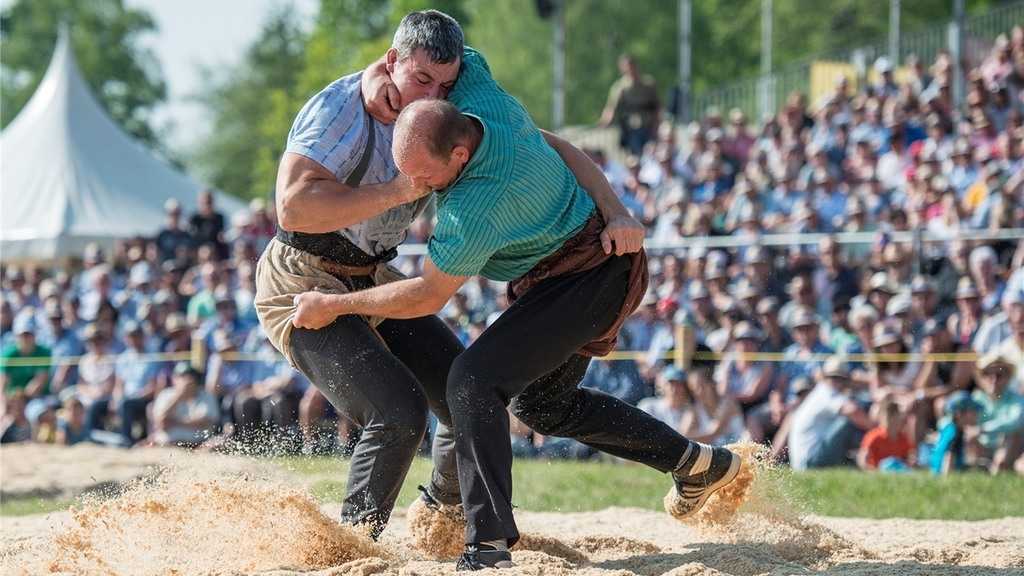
[
  {"left": 125, "top": 0, "right": 319, "bottom": 149},
  {"left": 0, "top": 0, "right": 319, "bottom": 150}
]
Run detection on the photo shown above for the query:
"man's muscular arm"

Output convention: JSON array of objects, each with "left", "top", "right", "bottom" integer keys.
[
  {"left": 275, "top": 154, "right": 431, "bottom": 233},
  {"left": 362, "top": 55, "right": 401, "bottom": 124},
  {"left": 292, "top": 257, "right": 468, "bottom": 328},
  {"left": 276, "top": 57, "right": 425, "bottom": 234},
  {"left": 540, "top": 130, "right": 645, "bottom": 256}
]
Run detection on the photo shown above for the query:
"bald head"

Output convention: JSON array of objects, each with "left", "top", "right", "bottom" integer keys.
[
  {"left": 395, "top": 99, "right": 474, "bottom": 162},
  {"left": 394, "top": 99, "right": 476, "bottom": 190}
]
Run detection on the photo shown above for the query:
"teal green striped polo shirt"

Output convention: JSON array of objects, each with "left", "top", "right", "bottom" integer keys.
[{"left": 426, "top": 48, "right": 595, "bottom": 281}]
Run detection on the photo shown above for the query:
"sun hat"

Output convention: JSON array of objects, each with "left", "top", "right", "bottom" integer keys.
[
  {"left": 872, "top": 327, "right": 902, "bottom": 348},
  {"left": 954, "top": 277, "right": 980, "bottom": 299},
  {"left": 732, "top": 321, "right": 764, "bottom": 341},
  {"left": 821, "top": 356, "right": 850, "bottom": 379}
]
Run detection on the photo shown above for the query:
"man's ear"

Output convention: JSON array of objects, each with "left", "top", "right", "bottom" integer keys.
[
  {"left": 385, "top": 48, "right": 399, "bottom": 73},
  {"left": 452, "top": 145, "right": 470, "bottom": 166}
]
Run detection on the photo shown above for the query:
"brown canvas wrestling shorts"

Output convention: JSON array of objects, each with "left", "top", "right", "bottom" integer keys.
[{"left": 254, "top": 238, "right": 403, "bottom": 364}]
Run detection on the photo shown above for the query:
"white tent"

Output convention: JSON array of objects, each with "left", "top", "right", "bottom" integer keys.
[{"left": 0, "top": 30, "right": 246, "bottom": 262}]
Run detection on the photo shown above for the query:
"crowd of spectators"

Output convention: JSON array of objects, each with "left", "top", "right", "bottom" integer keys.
[{"left": 3, "top": 29, "right": 1024, "bottom": 475}]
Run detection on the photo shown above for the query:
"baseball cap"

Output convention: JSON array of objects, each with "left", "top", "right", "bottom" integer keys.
[
  {"left": 730, "top": 279, "right": 762, "bottom": 300},
  {"left": 687, "top": 245, "right": 708, "bottom": 260},
  {"left": 756, "top": 296, "right": 780, "bottom": 316},
  {"left": 662, "top": 364, "right": 686, "bottom": 382},
  {"left": 954, "top": 277, "right": 980, "bottom": 299},
  {"left": 13, "top": 314, "right": 36, "bottom": 336},
  {"left": 910, "top": 275, "right": 937, "bottom": 294},
  {"left": 791, "top": 308, "right": 820, "bottom": 328},
  {"left": 945, "top": 390, "right": 981, "bottom": 416},
  {"left": 868, "top": 272, "right": 898, "bottom": 294},
  {"left": 657, "top": 297, "right": 680, "bottom": 315},
  {"left": 122, "top": 320, "right": 143, "bottom": 335},
  {"left": 129, "top": 262, "right": 155, "bottom": 285},
  {"left": 743, "top": 245, "right": 769, "bottom": 264},
  {"left": 164, "top": 313, "right": 190, "bottom": 336},
  {"left": 214, "top": 288, "right": 234, "bottom": 306},
  {"left": 688, "top": 282, "right": 710, "bottom": 300},
  {"left": 705, "top": 265, "right": 728, "bottom": 280},
  {"left": 1001, "top": 288, "right": 1024, "bottom": 307},
  {"left": 172, "top": 361, "right": 203, "bottom": 379},
  {"left": 886, "top": 294, "right": 912, "bottom": 316},
  {"left": 706, "top": 249, "right": 729, "bottom": 269},
  {"left": 790, "top": 377, "right": 813, "bottom": 395}
]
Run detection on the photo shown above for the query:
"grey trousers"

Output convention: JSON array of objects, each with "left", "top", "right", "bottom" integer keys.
[{"left": 289, "top": 314, "right": 464, "bottom": 538}]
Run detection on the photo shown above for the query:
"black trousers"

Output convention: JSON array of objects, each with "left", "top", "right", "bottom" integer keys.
[
  {"left": 448, "top": 255, "right": 692, "bottom": 545},
  {"left": 289, "top": 314, "right": 464, "bottom": 538}
]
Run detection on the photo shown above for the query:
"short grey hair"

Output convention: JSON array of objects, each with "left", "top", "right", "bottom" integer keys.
[{"left": 392, "top": 9, "right": 464, "bottom": 64}]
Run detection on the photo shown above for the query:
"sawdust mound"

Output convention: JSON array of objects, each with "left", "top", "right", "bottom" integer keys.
[
  {"left": 37, "top": 468, "right": 387, "bottom": 576},
  {"left": 405, "top": 494, "right": 466, "bottom": 559}
]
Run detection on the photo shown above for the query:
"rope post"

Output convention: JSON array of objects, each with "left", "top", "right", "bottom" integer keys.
[
  {"left": 191, "top": 333, "right": 207, "bottom": 373},
  {"left": 675, "top": 322, "right": 692, "bottom": 370}
]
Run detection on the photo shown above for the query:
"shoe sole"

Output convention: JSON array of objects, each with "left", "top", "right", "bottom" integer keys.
[{"left": 675, "top": 452, "right": 742, "bottom": 519}]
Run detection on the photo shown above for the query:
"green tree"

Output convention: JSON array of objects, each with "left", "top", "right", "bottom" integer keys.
[
  {"left": 187, "top": 4, "right": 308, "bottom": 201},
  {"left": 0, "top": 0, "right": 166, "bottom": 148},
  {"left": 465, "top": 0, "right": 685, "bottom": 129}
]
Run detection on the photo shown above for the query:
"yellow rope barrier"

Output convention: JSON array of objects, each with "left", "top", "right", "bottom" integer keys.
[{"left": 0, "top": 348, "right": 979, "bottom": 367}]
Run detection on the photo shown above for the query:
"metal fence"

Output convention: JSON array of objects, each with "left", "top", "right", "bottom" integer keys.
[
  {"left": 692, "top": 0, "right": 1024, "bottom": 122},
  {"left": 559, "top": 2, "right": 1023, "bottom": 161}
]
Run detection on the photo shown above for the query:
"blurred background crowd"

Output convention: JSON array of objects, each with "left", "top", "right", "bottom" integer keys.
[{"left": 2, "top": 26, "right": 1023, "bottom": 476}]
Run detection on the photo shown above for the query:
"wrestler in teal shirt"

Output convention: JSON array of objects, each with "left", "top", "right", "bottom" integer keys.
[{"left": 427, "top": 48, "right": 596, "bottom": 281}]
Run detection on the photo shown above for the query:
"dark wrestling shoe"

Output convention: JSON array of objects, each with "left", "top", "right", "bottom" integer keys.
[
  {"left": 417, "top": 485, "right": 442, "bottom": 510},
  {"left": 670, "top": 442, "right": 741, "bottom": 518},
  {"left": 456, "top": 544, "right": 513, "bottom": 570}
]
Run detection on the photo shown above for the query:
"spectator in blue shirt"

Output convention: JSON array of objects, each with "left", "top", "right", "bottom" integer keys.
[{"left": 112, "top": 321, "right": 160, "bottom": 446}]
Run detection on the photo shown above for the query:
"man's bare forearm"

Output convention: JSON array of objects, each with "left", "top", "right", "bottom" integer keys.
[
  {"left": 293, "top": 264, "right": 467, "bottom": 329},
  {"left": 275, "top": 153, "right": 429, "bottom": 233},
  {"left": 541, "top": 130, "right": 630, "bottom": 220}
]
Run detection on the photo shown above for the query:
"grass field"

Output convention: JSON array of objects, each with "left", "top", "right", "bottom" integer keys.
[
  {"left": 279, "top": 455, "right": 1024, "bottom": 522},
  {"left": 3, "top": 454, "right": 1021, "bottom": 520}
]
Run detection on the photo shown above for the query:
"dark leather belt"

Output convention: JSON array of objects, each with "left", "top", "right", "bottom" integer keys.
[
  {"left": 319, "top": 259, "right": 376, "bottom": 278},
  {"left": 274, "top": 225, "right": 397, "bottom": 268}
]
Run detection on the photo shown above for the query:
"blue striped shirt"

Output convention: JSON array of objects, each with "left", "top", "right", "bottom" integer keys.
[{"left": 286, "top": 72, "right": 430, "bottom": 256}]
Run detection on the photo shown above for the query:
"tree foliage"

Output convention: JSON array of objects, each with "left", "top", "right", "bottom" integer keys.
[
  {"left": 187, "top": 4, "right": 308, "bottom": 201},
  {"left": 0, "top": 0, "right": 166, "bottom": 148},
  {"left": 191, "top": 0, "right": 471, "bottom": 200},
  {"left": 188, "top": 0, "right": 1010, "bottom": 200}
]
